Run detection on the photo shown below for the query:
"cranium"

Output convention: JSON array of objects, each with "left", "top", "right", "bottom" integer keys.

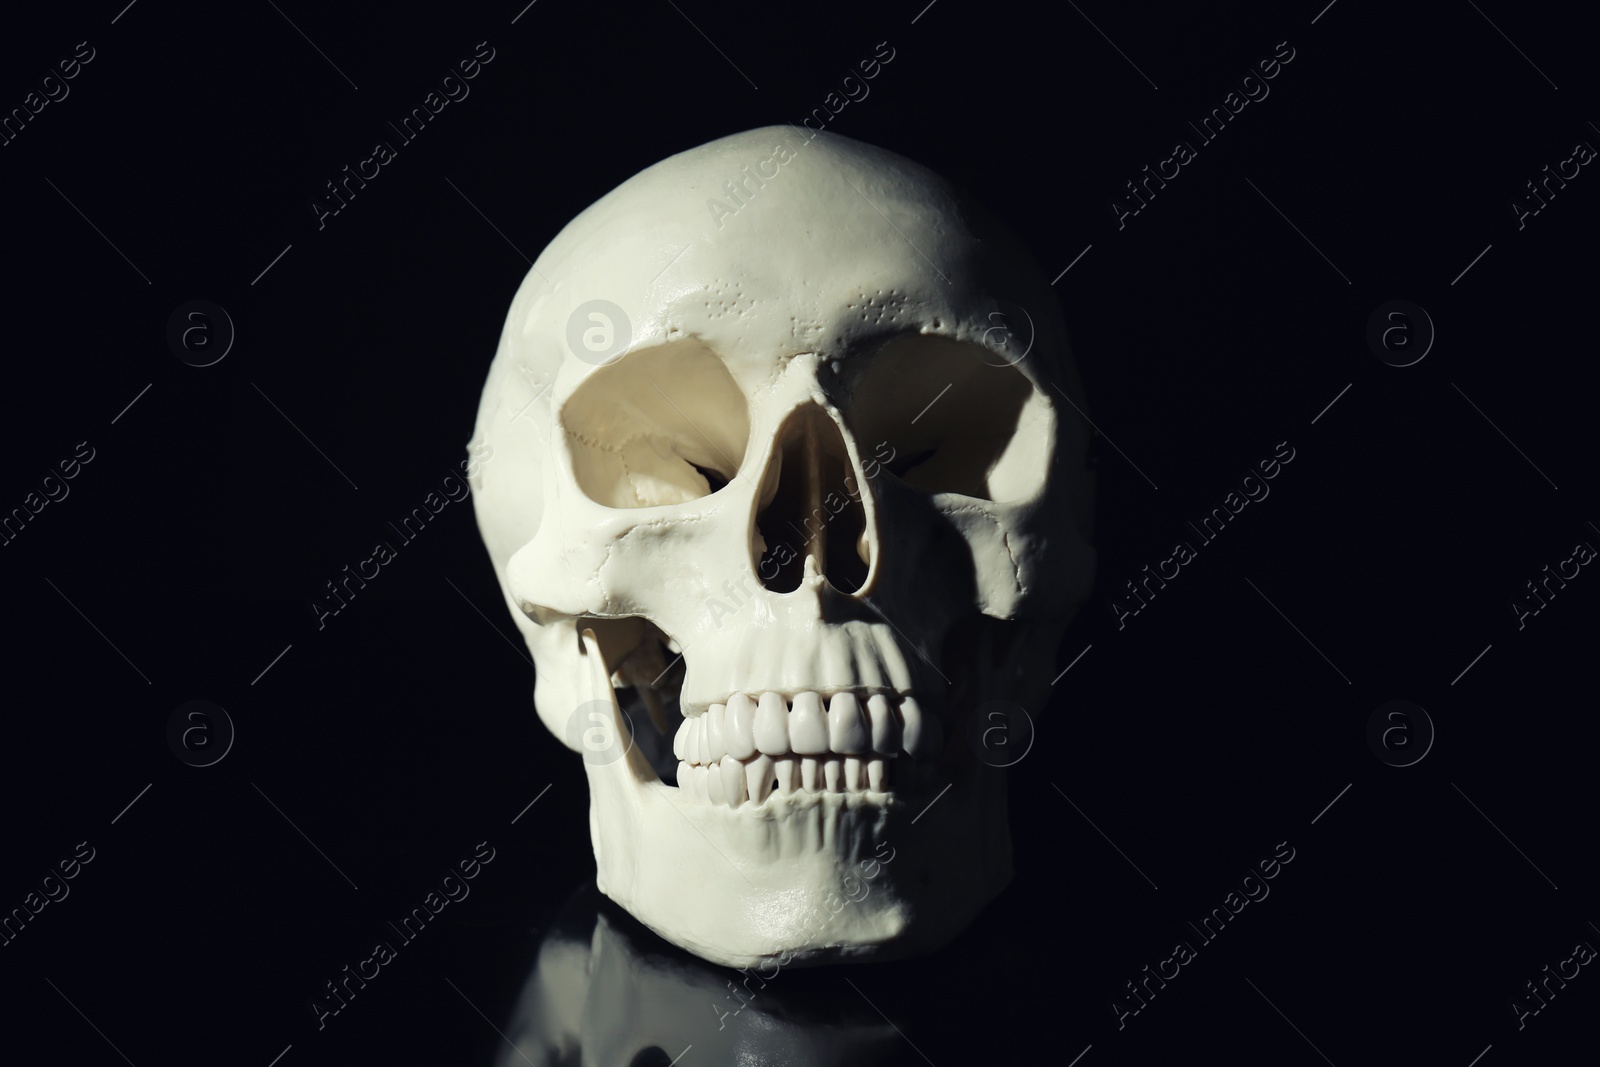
[{"left": 469, "top": 126, "right": 1094, "bottom": 968}]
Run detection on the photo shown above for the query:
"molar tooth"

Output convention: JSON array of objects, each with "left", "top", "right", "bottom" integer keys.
[
  {"left": 692, "top": 764, "right": 710, "bottom": 803},
  {"left": 789, "top": 692, "right": 828, "bottom": 754},
  {"left": 673, "top": 718, "right": 690, "bottom": 762},
  {"left": 867, "top": 758, "right": 886, "bottom": 793},
  {"left": 866, "top": 693, "right": 900, "bottom": 754},
  {"left": 745, "top": 754, "right": 774, "bottom": 805},
  {"left": 725, "top": 693, "right": 757, "bottom": 759},
  {"left": 754, "top": 691, "right": 790, "bottom": 755},
  {"left": 844, "top": 756, "right": 864, "bottom": 791},
  {"left": 707, "top": 761, "right": 726, "bottom": 805},
  {"left": 824, "top": 758, "right": 842, "bottom": 793},
  {"left": 827, "top": 692, "right": 869, "bottom": 754},
  {"left": 774, "top": 757, "right": 797, "bottom": 794},
  {"left": 691, "top": 715, "right": 707, "bottom": 765},
  {"left": 677, "top": 760, "right": 692, "bottom": 790},
  {"left": 800, "top": 757, "right": 820, "bottom": 792},
  {"left": 720, "top": 755, "right": 746, "bottom": 808},
  {"left": 707, "top": 704, "right": 728, "bottom": 762}
]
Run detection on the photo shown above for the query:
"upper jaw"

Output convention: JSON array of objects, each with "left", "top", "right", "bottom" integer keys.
[
  {"left": 595, "top": 615, "right": 955, "bottom": 796},
  {"left": 677, "top": 688, "right": 941, "bottom": 756}
]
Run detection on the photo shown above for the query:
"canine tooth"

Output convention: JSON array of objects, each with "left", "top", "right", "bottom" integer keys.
[
  {"left": 720, "top": 755, "right": 746, "bottom": 808},
  {"left": 774, "top": 757, "right": 797, "bottom": 794},
  {"left": 725, "top": 693, "right": 757, "bottom": 759},
  {"left": 673, "top": 719, "right": 690, "bottom": 762},
  {"left": 827, "top": 692, "right": 869, "bottom": 754},
  {"left": 745, "top": 754, "right": 775, "bottom": 805},
  {"left": 800, "top": 757, "right": 820, "bottom": 792},
  {"left": 824, "top": 758, "right": 843, "bottom": 793},
  {"left": 789, "top": 692, "right": 828, "bottom": 754},
  {"left": 708, "top": 761, "right": 726, "bottom": 805},
  {"left": 899, "top": 696, "right": 938, "bottom": 758},
  {"left": 867, "top": 758, "right": 886, "bottom": 793},
  {"left": 754, "top": 691, "right": 790, "bottom": 755},
  {"left": 844, "top": 756, "right": 864, "bottom": 791},
  {"left": 677, "top": 760, "right": 692, "bottom": 790},
  {"left": 707, "top": 704, "right": 728, "bottom": 762},
  {"left": 866, "top": 693, "right": 900, "bottom": 753}
]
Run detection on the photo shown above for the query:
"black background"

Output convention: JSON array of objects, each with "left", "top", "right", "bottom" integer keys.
[{"left": 2, "top": 1, "right": 1596, "bottom": 1064}]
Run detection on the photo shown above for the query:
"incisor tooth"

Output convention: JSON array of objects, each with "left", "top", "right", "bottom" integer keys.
[
  {"left": 692, "top": 715, "right": 708, "bottom": 765},
  {"left": 824, "top": 759, "right": 842, "bottom": 793},
  {"left": 801, "top": 757, "right": 820, "bottom": 792},
  {"left": 707, "top": 704, "right": 728, "bottom": 762},
  {"left": 725, "top": 693, "right": 757, "bottom": 759},
  {"left": 754, "top": 691, "right": 790, "bottom": 755},
  {"left": 774, "top": 757, "right": 797, "bottom": 794},
  {"left": 866, "top": 693, "right": 900, "bottom": 753},
  {"left": 745, "top": 754, "right": 774, "bottom": 805},
  {"left": 844, "top": 756, "right": 864, "bottom": 791},
  {"left": 827, "top": 692, "right": 869, "bottom": 754},
  {"left": 720, "top": 755, "right": 746, "bottom": 808},
  {"left": 789, "top": 692, "right": 828, "bottom": 754},
  {"left": 867, "top": 758, "right": 886, "bottom": 793}
]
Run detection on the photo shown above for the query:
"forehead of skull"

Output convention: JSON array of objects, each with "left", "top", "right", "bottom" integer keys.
[{"left": 513, "top": 127, "right": 1029, "bottom": 390}]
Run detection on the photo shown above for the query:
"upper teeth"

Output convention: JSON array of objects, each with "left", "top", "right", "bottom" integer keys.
[{"left": 673, "top": 690, "right": 939, "bottom": 764}]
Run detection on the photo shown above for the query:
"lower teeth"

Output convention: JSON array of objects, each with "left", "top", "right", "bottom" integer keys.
[{"left": 674, "top": 753, "right": 904, "bottom": 806}]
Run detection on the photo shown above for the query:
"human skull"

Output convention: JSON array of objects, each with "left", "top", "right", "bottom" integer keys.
[{"left": 469, "top": 126, "right": 1094, "bottom": 968}]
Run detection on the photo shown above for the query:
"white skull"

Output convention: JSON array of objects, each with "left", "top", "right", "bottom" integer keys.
[{"left": 469, "top": 127, "right": 1095, "bottom": 968}]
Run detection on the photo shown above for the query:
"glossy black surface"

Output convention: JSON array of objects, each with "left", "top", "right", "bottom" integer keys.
[{"left": 2, "top": 1, "right": 1595, "bottom": 1064}]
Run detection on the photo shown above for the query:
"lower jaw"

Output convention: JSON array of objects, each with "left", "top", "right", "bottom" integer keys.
[{"left": 576, "top": 630, "right": 1012, "bottom": 968}]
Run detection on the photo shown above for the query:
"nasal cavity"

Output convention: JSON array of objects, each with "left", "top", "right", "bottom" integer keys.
[{"left": 754, "top": 404, "right": 870, "bottom": 595}]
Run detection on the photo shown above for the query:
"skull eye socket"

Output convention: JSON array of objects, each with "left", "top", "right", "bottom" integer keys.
[
  {"left": 690, "top": 463, "right": 729, "bottom": 493},
  {"left": 847, "top": 334, "right": 1049, "bottom": 503},
  {"left": 562, "top": 342, "right": 749, "bottom": 508}
]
